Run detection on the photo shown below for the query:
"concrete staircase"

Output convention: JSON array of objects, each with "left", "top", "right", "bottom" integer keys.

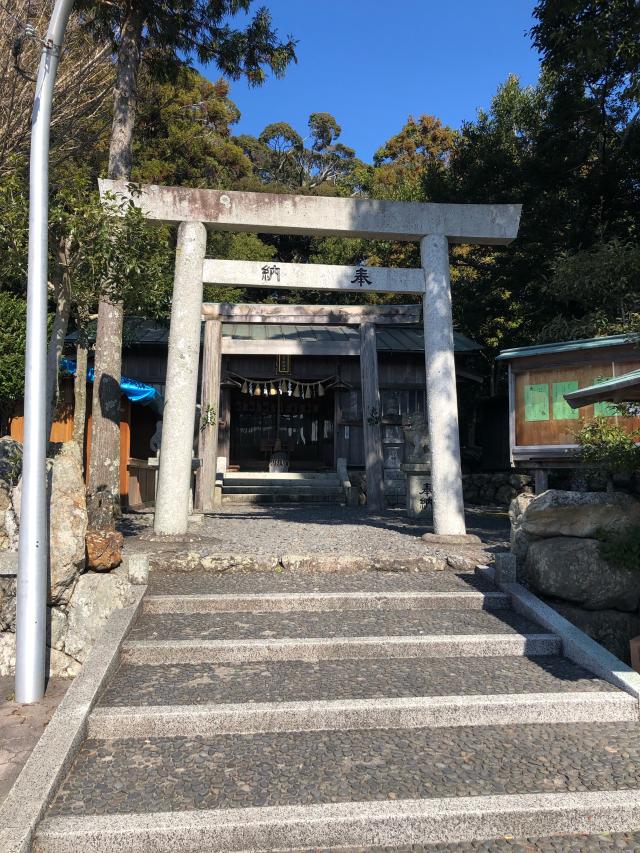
[
  {"left": 34, "top": 567, "right": 640, "bottom": 852},
  {"left": 221, "top": 471, "right": 346, "bottom": 504}
]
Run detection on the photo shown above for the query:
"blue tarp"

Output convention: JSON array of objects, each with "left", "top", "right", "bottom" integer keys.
[{"left": 60, "top": 357, "right": 162, "bottom": 407}]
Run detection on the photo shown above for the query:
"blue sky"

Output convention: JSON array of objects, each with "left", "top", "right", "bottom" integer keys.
[{"left": 196, "top": 1, "right": 541, "bottom": 163}]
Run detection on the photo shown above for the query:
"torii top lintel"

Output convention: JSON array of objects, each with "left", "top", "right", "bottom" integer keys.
[{"left": 99, "top": 179, "right": 522, "bottom": 246}]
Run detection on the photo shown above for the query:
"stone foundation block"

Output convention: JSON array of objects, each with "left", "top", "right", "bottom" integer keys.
[{"left": 127, "top": 553, "right": 149, "bottom": 586}]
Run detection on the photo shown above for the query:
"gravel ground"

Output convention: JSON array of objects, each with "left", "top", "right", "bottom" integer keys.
[
  {"left": 99, "top": 655, "right": 615, "bottom": 707},
  {"left": 147, "top": 570, "right": 497, "bottom": 596},
  {"left": 129, "top": 608, "right": 543, "bottom": 641},
  {"left": 122, "top": 505, "right": 509, "bottom": 563},
  {"left": 49, "top": 722, "right": 640, "bottom": 816}
]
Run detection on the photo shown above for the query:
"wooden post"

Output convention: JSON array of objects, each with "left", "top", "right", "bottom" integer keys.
[
  {"left": 195, "top": 318, "right": 222, "bottom": 511},
  {"left": 360, "top": 323, "right": 385, "bottom": 512}
]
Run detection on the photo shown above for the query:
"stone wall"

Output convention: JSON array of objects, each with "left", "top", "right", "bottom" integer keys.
[
  {"left": 462, "top": 472, "right": 532, "bottom": 507},
  {"left": 510, "top": 489, "right": 640, "bottom": 663},
  {"left": 350, "top": 467, "right": 533, "bottom": 510},
  {"left": 547, "top": 468, "right": 640, "bottom": 497},
  {"left": 0, "top": 438, "right": 137, "bottom": 678}
]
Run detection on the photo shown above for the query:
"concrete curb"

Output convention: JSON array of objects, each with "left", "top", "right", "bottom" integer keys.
[
  {"left": 34, "top": 789, "right": 640, "bottom": 852},
  {"left": 0, "top": 586, "right": 146, "bottom": 853},
  {"left": 89, "top": 690, "right": 637, "bottom": 738},
  {"left": 142, "top": 590, "right": 510, "bottom": 614},
  {"left": 122, "top": 632, "right": 561, "bottom": 664},
  {"left": 477, "top": 565, "right": 640, "bottom": 701}
]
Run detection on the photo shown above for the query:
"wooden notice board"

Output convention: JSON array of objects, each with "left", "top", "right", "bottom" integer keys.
[{"left": 515, "top": 360, "right": 640, "bottom": 448}]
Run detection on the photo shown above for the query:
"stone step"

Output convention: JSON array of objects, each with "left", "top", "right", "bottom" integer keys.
[
  {"left": 37, "top": 722, "right": 640, "bottom": 850},
  {"left": 128, "top": 607, "right": 544, "bottom": 643},
  {"left": 224, "top": 472, "right": 341, "bottom": 480},
  {"left": 222, "top": 492, "right": 344, "bottom": 504},
  {"left": 223, "top": 484, "right": 344, "bottom": 493},
  {"left": 146, "top": 571, "right": 495, "bottom": 597},
  {"left": 142, "top": 590, "right": 510, "bottom": 614},
  {"left": 35, "top": 792, "right": 640, "bottom": 852},
  {"left": 87, "top": 691, "right": 638, "bottom": 738},
  {"left": 223, "top": 477, "right": 340, "bottom": 486},
  {"left": 121, "top": 633, "right": 561, "bottom": 665},
  {"left": 100, "top": 655, "right": 620, "bottom": 707}
]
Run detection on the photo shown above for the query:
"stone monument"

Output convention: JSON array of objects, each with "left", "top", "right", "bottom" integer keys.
[{"left": 401, "top": 413, "right": 431, "bottom": 517}]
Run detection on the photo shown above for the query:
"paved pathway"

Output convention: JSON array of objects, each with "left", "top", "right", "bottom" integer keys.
[
  {"left": 121, "top": 505, "right": 510, "bottom": 567},
  {"left": 34, "top": 566, "right": 640, "bottom": 851},
  {"left": 0, "top": 678, "right": 68, "bottom": 806}
]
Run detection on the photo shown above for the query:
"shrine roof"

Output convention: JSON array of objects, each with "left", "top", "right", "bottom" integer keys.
[{"left": 68, "top": 318, "right": 480, "bottom": 354}]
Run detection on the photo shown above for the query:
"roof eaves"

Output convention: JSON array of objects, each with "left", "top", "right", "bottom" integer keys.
[
  {"left": 497, "top": 334, "right": 636, "bottom": 361},
  {"left": 564, "top": 368, "right": 640, "bottom": 408}
]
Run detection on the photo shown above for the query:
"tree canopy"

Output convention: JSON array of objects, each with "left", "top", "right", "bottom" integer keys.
[{"left": 0, "top": 0, "right": 639, "bottom": 422}]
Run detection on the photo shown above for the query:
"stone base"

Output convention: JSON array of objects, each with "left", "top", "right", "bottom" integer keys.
[
  {"left": 422, "top": 533, "right": 482, "bottom": 546},
  {"left": 401, "top": 465, "right": 431, "bottom": 518}
]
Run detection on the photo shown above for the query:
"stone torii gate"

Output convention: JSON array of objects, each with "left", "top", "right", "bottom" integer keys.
[
  {"left": 196, "top": 301, "right": 423, "bottom": 514},
  {"left": 99, "top": 180, "right": 521, "bottom": 538}
]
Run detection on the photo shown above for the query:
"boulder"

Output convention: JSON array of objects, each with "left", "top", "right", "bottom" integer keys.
[
  {"left": 0, "top": 575, "right": 16, "bottom": 631},
  {"left": 48, "top": 646, "right": 81, "bottom": 677},
  {"left": 4, "top": 488, "right": 19, "bottom": 551},
  {"left": 447, "top": 554, "right": 478, "bottom": 572},
  {"left": 522, "top": 537, "right": 640, "bottom": 612},
  {"left": 0, "top": 437, "right": 22, "bottom": 549},
  {"left": 12, "top": 442, "right": 88, "bottom": 603},
  {"left": 549, "top": 600, "right": 640, "bottom": 665},
  {"left": 509, "top": 492, "right": 535, "bottom": 559},
  {"left": 86, "top": 529, "right": 124, "bottom": 571},
  {"left": 48, "top": 606, "right": 68, "bottom": 652},
  {"left": 47, "top": 443, "right": 88, "bottom": 602},
  {"left": 7, "top": 441, "right": 87, "bottom": 604},
  {"left": 516, "top": 490, "right": 640, "bottom": 539},
  {"left": 0, "top": 631, "right": 15, "bottom": 677},
  {"left": 147, "top": 548, "right": 277, "bottom": 573},
  {"left": 64, "top": 565, "right": 136, "bottom": 663},
  {"left": 0, "top": 436, "right": 22, "bottom": 483},
  {"left": 0, "top": 630, "right": 80, "bottom": 678}
]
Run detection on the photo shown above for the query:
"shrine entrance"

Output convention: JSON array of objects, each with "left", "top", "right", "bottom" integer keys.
[
  {"left": 229, "top": 387, "right": 335, "bottom": 471},
  {"left": 99, "top": 179, "right": 521, "bottom": 536}
]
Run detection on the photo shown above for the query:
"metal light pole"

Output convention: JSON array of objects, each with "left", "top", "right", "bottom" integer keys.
[{"left": 15, "top": 0, "right": 75, "bottom": 704}]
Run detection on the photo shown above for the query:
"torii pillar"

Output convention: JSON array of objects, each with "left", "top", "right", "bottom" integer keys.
[
  {"left": 154, "top": 221, "right": 207, "bottom": 535},
  {"left": 421, "top": 235, "right": 465, "bottom": 535}
]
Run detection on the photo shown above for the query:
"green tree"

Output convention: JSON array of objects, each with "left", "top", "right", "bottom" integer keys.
[
  {"left": 133, "top": 69, "right": 252, "bottom": 187},
  {"left": 75, "top": 0, "right": 297, "bottom": 526},
  {"left": 576, "top": 416, "right": 640, "bottom": 485},
  {"left": 436, "top": 48, "right": 640, "bottom": 354},
  {"left": 542, "top": 240, "right": 640, "bottom": 339},
  {"left": 370, "top": 114, "right": 455, "bottom": 202},
  {"left": 237, "top": 112, "right": 356, "bottom": 191},
  {"left": 0, "top": 292, "right": 27, "bottom": 432},
  {"left": 531, "top": 0, "right": 640, "bottom": 109}
]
